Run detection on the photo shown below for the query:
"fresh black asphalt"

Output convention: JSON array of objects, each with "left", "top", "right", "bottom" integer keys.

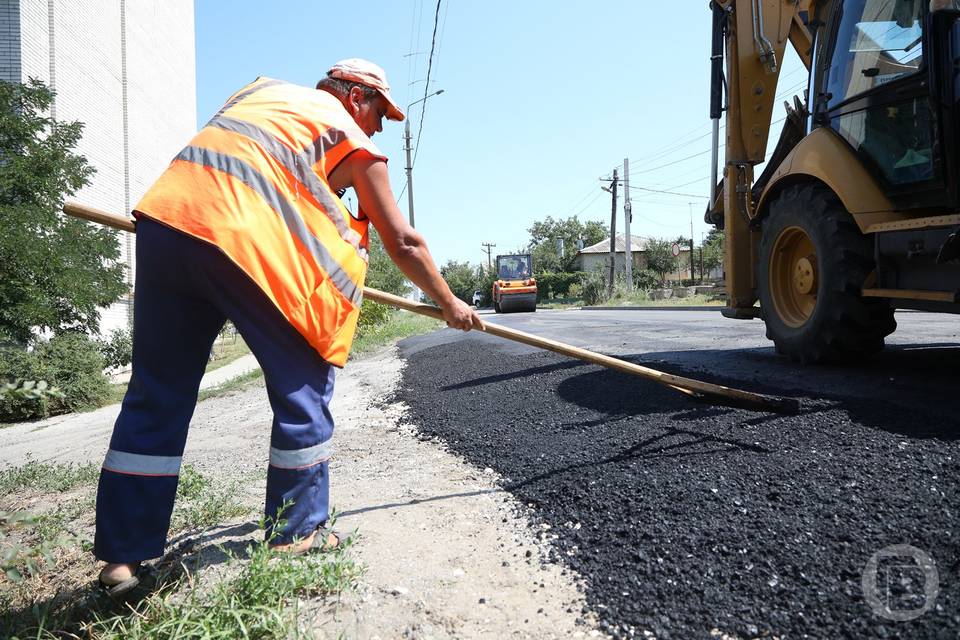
[{"left": 396, "top": 314, "right": 959, "bottom": 639}]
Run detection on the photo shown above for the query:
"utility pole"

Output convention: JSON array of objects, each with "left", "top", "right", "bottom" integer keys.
[
  {"left": 688, "top": 203, "right": 696, "bottom": 281},
  {"left": 403, "top": 89, "right": 445, "bottom": 229},
  {"left": 604, "top": 168, "right": 618, "bottom": 295},
  {"left": 623, "top": 158, "right": 633, "bottom": 291},
  {"left": 403, "top": 119, "right": 416, "bottom": 228},
  {"left": 482, "top": 242, "right": 496, "bottom": 271},
  {"left": 402, "top": 89, "right": 444, "bottom": 302}
]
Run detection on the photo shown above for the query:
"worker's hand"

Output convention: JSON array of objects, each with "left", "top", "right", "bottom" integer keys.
[{"left": 441, "top": 297, "right": 484, "bottom": 332}]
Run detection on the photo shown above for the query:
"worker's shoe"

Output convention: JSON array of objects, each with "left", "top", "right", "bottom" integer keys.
[
  {"left": 98, "top": 562, "right": 147, "bottom": 599},
  {"left": 270, "top": 526, "right": 341, "bottom": 555}
]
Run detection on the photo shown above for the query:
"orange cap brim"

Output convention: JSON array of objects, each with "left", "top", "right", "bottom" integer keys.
[{"left": 378, "top": 89, "right": 405, "bottom": 122}]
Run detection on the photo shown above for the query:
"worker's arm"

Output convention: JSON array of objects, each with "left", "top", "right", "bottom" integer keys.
[{"left": 340, "top": 154, "right": 483, "bottom": 331}]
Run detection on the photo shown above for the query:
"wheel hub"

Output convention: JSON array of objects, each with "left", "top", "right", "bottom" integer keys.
[
  {"left": 769, "top": 226, "right": 818, "bottom": 328},
  {"left": 793, "top": 256, "right": 816, "bottom": 295}
]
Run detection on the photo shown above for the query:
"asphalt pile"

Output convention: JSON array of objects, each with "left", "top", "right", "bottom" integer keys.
[{"left": 397, "top": 339, "right": 959, "bottom": 639}]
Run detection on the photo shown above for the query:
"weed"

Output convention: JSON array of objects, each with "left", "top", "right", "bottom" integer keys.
[
  {"left": 0, "top": 460, "right": 99, "bottom": 494},
  {"left": 169, "top": 479, "right": 250, "bottom": 533},
  {"left": 176, "top": 464, "right": 211, "bottom": 502},
  {"left": 31, "top": 497, "right": 93, "bottom": 544},
  {"left": 85, "top": 517, "right": 361, "bottom": 639},
  {"left": 1, "top": 466, "right": 267, "bottom": 638}
]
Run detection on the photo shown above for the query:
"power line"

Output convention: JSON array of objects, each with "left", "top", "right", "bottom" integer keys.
[
  {"left": 629, "top": 78, "right": 804, "bottom": 173},
  {"left": 631, "top": 113, "right": 787, "bottom": 176},
  {"left": 628, "top": 185, "right": 710, "bottom": 198},
  {"left": 575, "top": 190, "right": 605, "bottom": 216},
  {"left": 412, "top": 0, "right": 443, "bottom": 168},
  {"left": 664, "top": 175, "right": 711, "bottom": 191}
]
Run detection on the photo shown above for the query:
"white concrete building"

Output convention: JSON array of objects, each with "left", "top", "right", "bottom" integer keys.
[{"left": 1, "top": 0, "right": 196, "bottom": 334}]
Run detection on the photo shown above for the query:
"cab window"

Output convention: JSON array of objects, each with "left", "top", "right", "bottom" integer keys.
[{"left": 825, "top": 0, "right": 924, "bottom": 108}]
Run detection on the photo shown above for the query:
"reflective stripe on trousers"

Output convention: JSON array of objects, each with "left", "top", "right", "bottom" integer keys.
[{"left": 102, "top": 450, "right": 182, "bottom": 476}]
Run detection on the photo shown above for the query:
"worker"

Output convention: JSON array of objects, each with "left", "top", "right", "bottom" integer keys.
[{"left": 94, "top": 58, "right": 482, "bottom": 596}]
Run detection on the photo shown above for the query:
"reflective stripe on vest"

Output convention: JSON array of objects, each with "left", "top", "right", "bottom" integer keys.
[
  {"left": 206, "top": 115, "right": 367, "bottom": 259},
  {"left": 135, "top": 78, "right": 382, "bottom": 367},
  {"left": 175, "top": 145, "right": 363, "bottom": 306},
  {"left": 208, "top": 78, "right": 283, "bottom": 123},
  {"left": 269, "top": 440, "right": 333, "bottom": 470},
  {"left": 102, "top": 449, "right": 182, "bottom": 476}
]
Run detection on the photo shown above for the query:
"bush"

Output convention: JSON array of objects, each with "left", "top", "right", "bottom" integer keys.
[
  {"left": 97, "top": 328, "right": 132, "bottom": 370},
  {"left": 0, "top": 332, "right": 109, "bottom": 422},
  {"left": 633, "top": 269, "right": 660, "bottom": 291},
  {"left": 355, "top": 299, "right": 391, "bottom": 339},
  {"left": 579, "top": 268, "right": 609, "bottom": 306},
  {"left": 477, "top": 268, "right": 497, "bottom": 307},
  {"left": 534, "top": 272, "right": 584, "bottom": 301}
]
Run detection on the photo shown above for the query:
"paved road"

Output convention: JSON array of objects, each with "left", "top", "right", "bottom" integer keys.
[{"left": 397, "top": 308, "right": 960, "bottom": 639}]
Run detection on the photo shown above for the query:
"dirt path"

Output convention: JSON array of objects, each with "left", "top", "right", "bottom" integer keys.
[{"left": 0, "top": 344, "right": 597, "bottom": 639}]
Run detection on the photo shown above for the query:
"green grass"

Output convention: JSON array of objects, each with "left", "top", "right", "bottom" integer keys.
[
  {"left": 600, "top": 292, "right": 726, "bottom": 307},
  {"left": 0, "top": 465, "right": 274, "bottom": 639},
  {"left": 86, "top": 529, "right": 361, "bottom": 640},
  {"left": 350, "top": 310, "right": 443, "bottom": 357},
  {"left": 0, "top": 460, "right": 99, "bottom": 494},
  {"left": 170, "top": 465, "right": 251, "bottom": 532}
]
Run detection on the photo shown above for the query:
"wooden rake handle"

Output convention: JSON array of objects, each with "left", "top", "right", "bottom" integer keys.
[{"left": 63, "top": 201, "right": 799, "bottom": 415}]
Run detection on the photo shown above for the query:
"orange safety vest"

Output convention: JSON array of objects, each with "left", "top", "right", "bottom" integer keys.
[{"left": 135, "top": 77, "right": 385, "bottom": 367}]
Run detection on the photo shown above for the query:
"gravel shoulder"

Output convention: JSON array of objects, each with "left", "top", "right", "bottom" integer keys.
[{"left": 0, "top": 341, "right": 596, "bottom": 638}]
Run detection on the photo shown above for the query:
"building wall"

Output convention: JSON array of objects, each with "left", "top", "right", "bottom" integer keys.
[
  {"left": 578, "top": 252, "right": 646, "bottom": 275},
  {"left": 10, "top": 0, "right": 196, "bottom": 335},
  {"left": 0, "top": 0, "right": 21, "bottom": 82}
]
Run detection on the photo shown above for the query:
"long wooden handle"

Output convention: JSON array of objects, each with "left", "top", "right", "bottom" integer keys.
[
  {"left": 63, "top": 201, "right": 799, "bottom": 414},
  {"left": 363, "top": 288, "right": 798, "bottom": 413}
]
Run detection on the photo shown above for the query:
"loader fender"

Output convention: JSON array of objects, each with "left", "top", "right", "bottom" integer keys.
[{"left": 755, "top": 128, "right": 895, "bottom": 233}]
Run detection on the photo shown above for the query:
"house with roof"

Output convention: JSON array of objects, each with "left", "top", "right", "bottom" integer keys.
[{"left": 575, "top": 234, "right": 694, "bottom": 282}]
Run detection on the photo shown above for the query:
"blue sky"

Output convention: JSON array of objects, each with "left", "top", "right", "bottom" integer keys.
[{"left": 195, "top": 1, "right": 805, "bottom": 267}]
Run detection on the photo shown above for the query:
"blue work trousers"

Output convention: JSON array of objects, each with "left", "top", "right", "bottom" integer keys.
[{"left": 94, "top": 217, "right": 337, "bottom": 563}]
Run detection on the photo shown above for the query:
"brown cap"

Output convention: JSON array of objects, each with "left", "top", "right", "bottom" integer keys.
[{"left": 327, "top": 58, "right": 405, "bottom": 122}]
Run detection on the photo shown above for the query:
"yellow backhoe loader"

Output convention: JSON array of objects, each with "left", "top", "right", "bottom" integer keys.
[{"left": 707, "top": 0, "right": 959, "bottom": 362}]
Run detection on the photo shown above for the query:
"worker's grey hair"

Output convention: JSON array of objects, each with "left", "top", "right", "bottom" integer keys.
[{"left": 316, "top": 76, "right": 379, "bottom": 101}]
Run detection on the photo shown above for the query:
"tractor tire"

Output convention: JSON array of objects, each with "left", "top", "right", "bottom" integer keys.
[{"left": 757, "top": 184, "right": 896, "bottom": 364}]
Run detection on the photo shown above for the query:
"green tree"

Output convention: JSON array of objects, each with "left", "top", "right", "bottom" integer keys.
[
  {"left": 644, "top": 237, "right": 675, "bottom": 284},
  {"left": 527, "top": 215, "right": 607, "bottom": 273},
  {"left": 440, "top": 260, "right": 480, "bottom": 304},
  {"left": 702, "top": 228, "right": 724, "bottom": 277},
  {"left": 440, "top": 260, "right": 478, "bottom": 303},
  {"left": 365, "top": 228, "right": 409, "bottom": 296},
  {"left": 0, "top": 79, "right": 126, "bottom": 345}
]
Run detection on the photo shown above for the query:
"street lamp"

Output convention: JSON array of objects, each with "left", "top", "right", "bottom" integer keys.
[{"left": 403, "top": 89, "right": 444, "bottom": 228}]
